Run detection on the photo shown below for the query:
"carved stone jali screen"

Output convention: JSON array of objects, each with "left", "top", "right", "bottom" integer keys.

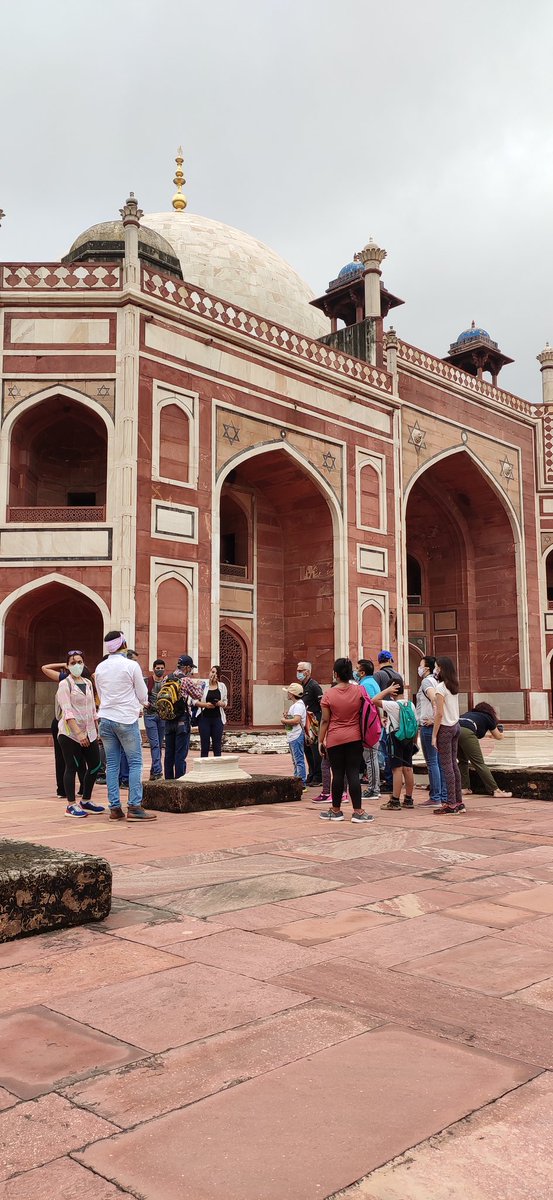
[{"left": 219, "top": 627, "right": 246, "bottom": 725}]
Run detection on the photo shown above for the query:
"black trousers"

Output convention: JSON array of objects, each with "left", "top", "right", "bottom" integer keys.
[
  {"left": 52, "top": 718, "right": 86, "bottom": 796},
  {"left": 58, "top": 735, "right": 102, "bottom": 805},
  {"left": 305, "top": 737, "right": 322, "bottom": 783},
  {"left": 326, "top": 740, "right": 363, "bottom": 810},
  {"left": 198, "top": 714, "right": 224, "bottom": 757}
]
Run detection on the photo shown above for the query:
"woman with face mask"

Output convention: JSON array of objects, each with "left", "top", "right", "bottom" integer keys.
[
  {"left": 415, "top": 656, "right": 447, "bottom": 808},
  {"left": 431, "top": 656, "right": 464, "bottom": 814},
  {"left": 56, "top": 651, "right": 105, "bottom": 817}
]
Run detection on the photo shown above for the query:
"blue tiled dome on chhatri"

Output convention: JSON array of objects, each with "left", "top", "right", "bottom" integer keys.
[
  {"left": 338, "top": 261, "right": 364, "bottom": 279},
  {"left": 454, "top": 320, "right": 491, "bottom": 345}
]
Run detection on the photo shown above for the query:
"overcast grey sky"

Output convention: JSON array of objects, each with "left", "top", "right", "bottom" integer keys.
[{"left": 2, "top": 0, "right": 552, "bottom": 400}]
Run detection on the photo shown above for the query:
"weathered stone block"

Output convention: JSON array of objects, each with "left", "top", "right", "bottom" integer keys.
[
  {"left": 0, "top": 840, "right": 112, "bottom": 942},
  {"left": 143, "top": 774, "right": 303, "bottom": 814},
  {"left": 469, "top": 766, "right": 553, "bottom": 801}
]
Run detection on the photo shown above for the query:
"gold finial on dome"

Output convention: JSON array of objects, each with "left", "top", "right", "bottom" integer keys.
[{"left": 172, "top": 146, "right": 187, "bottom": 212}]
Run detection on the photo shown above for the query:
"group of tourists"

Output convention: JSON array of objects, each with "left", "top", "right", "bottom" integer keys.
[
  {"left": 43, "top": 634, "right": 511, "bottom": 827},
  {"left": 283, "top": 650, "right": 511, "bottom": 822},
  {"left": 43, "top": 635, "right": 227, "bottom": 820}
]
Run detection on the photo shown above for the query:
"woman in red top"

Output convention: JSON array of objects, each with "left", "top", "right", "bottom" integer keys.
[{"left": 318, "top": 657, "right": 396, "bottom": 824}]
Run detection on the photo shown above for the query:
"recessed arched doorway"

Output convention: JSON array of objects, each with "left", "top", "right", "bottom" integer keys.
[
  {"left": 2, "top": 580, "right": 105, "bottom": 729},
  {"left": 216, "top": 446, "right": 341, "bottom": 725},
  {"left": 405, "top": 450, "right": 521, "bottom": 696}
]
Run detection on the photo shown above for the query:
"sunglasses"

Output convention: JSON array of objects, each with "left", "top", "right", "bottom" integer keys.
[{"left": 67, "top": 650, "right": 83, "bottom": 657}]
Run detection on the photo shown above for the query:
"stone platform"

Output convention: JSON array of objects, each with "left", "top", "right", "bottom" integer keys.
[
  {"left": 469, "top": 766, "right": 553, "bottom": 801},
  {"left": 0, "top": 839, "right": 111, "bottom": 942},
  {"left": 142, "top": 773, "right": 302, "bottom": 813}
]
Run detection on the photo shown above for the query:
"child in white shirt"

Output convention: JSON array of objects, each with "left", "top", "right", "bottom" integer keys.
[{"left": 281, "top": 682, "right": 307, "bottom": 787}]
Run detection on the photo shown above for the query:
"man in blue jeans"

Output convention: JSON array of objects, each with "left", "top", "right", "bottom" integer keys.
[
  {"left": 163, "top": 653, "right": 203, "bottom": 779},
  {"left": 95, "top": 630, "right": 156, "bottom": 821},
  {"left": 143, "top": 658, "right": 166, "bottom": 779}
]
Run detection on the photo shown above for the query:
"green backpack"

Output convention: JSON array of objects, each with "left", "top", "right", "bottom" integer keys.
[{"left": 395, "top": 699, "right": 418, "bottom": 742}]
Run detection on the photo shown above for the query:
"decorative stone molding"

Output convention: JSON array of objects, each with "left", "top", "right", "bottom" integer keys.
[
  {"left": 142, "top": 267, "right": 392, "bottom": 394},
  {"left": 398, "top": 339, "right": 538, "bottom": 420},
  {"left": 0, "top": 263, "right": 121, "bottom": 289}
]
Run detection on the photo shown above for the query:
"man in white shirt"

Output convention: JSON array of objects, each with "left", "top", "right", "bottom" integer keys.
[{"left": 95, "top": 630, "right": 156, "bottom": 821}]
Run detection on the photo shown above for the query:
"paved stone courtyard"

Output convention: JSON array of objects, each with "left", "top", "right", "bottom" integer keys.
[{"left": 2, "top": 747, "right": 553, "bottom": 1198}]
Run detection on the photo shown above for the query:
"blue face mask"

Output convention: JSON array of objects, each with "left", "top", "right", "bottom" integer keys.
[
  {"left": 353, "top": 671, "right": 361, "bottom": 682},
  {"left": 296, "top": 672, "right": 305, "bottom": 682}
]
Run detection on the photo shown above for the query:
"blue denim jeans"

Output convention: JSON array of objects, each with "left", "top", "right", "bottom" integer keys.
[
  {"left": 379, "top": 728, "right": 393, "bottom": 791},
  {"left": 164, "top": 718, "right": 190, "bottom": 779},
  {"left": 119, "top": 749, "right": 129, "bottom": 784},
  {"left": 289, "top": 735, "right": 307, "bottom": 784},
  {"left": 144, "top": 712, "right": 164, "bottom": 776},
  {"left": 420, "top": 724, "right": 448, "bottom": 804},
  {"left": 98, "top": 718, "right": 143, "bottom": 810}
]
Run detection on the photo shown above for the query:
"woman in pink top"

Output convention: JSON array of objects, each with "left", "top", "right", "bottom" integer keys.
[
  {"left": 56, "top": 651, "right": 105, "bottom": 818},
  {"left": 318, "top": 657, "right": 396, "bottom": 824}
]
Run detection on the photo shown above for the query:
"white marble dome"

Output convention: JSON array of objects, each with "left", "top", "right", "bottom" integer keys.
[{"left": 143, "top": 211, "right": 329, "bottom": 340}]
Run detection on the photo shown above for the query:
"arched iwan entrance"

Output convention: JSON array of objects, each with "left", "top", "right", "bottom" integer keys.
[
  {"left": 405, "top": 450, "right": 521, "bottom": 700},
  {"left": 1, "top": 581, "right": 105, "bottom": 730},
  {"left": 215, "top": 446, "right": 342, "bottom": 725}
]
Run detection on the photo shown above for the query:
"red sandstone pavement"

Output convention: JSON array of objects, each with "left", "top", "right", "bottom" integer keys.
[{"left": 2, "top": 749, "right": 553, "bottom": 1197}]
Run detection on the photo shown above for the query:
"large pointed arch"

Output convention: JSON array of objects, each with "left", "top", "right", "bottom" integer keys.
[
  {"left": 0, "top": 571, "right": 111, "bottom": 668},
  {"left": 404, "top": 446, "right": 529, "bottom": 690},
  {"left": 212, "top": 438, "right": 347, "bottom": 665}
]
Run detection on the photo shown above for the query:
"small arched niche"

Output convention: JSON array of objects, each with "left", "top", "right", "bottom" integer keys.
[{"left": 220, "top": 490, "right": 251, "bottom": 580}]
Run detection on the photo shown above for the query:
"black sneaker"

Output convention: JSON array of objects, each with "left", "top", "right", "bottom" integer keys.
[
  {"left": 402, "top": 797, "right": 414, "bottom": 809},
  {"left": 380, "top": 798, "right": 401, "bottom": 810},
  {"left": 149, "top": 772, "right": 163, "bottom": 781}
]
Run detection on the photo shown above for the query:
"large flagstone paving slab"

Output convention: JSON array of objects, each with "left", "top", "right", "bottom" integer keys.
[
  {"left": 137, "top": 871, "right": 342, "bottom": 916},
  {"left": 64, "top": 1001, "right": 378, "bottom": 1127},
  {"left": 296, "top": 912, "right": 490, "bottom": 968},
  {"left": 268, "top": 908, "right": 396, "bottom": 946},
  {"left": 399, "top": 934, "right": 553, "bottom": 995},
  {"left": 335, "top": 1072, "right": 553, "bottom": 1200},
  {"left": 442, "top": 898, "right": 539, "bottom": 928},
  {"left": 0, "top": 936, "right": 184, "bottom": 1016},
  {"left": 0, "top": 1093, "right": 117, "bottom": 1181},
  {"left": 166, "top": 926, "right": 352, "bottom": 978},
  {"left": 49, "top": 962, "right": 311, "bottom": 1053},
  {"left": 0, "top": 1157, "right": 135, "bottom": 1200},
  {"left": 111, "top": 853, "right": 318, "bottom": 897},
  {"left": 365, "top": 887, "right": 473, "bottom": 918},
  {"left": 76, "top": 1025, "right": 535, "bottom": 1200},
  {"left": 498, "top": 912, "right": 553, "bottom": 951},
  {"left": 275, "top": 957, "right": 553, "bottom": 1069},
  {"left": 0, "top": 1006, "right": 143, "bottom": 1099},
  {"left": 507, "top": 977, "right": 553, "bottom": 1012},
  {"left": 96, "top": 915, "right": 231, "bottom": 946},
  {"left": 495, "top": 881, "right": 553, "bottom": 913},
  {"left": 203, "top": 900, "right": 311, "bottom": 929}
]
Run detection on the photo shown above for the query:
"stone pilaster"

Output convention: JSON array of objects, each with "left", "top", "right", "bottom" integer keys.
[{"left": 110, "top": 194, "right": 142, "bottom": 642}]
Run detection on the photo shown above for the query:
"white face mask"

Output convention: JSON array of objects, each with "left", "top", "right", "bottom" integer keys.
[
  {"left": 417, "top": 665, "right": 425, "bottom": 678},
  {"left": 69, "top": 663, "right": 84, "bottom": 678}
]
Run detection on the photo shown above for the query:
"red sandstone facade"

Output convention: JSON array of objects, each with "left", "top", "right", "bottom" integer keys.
[{"left": 0, "top": 204, "right": 551, "bottom": 730}]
